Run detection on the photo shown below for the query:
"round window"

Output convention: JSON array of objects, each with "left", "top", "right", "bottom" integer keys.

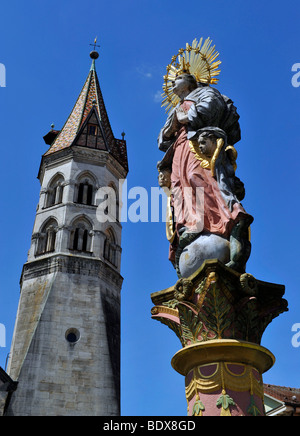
[{"left": 65, "top": 328, "right": 80, "bottom": 344}]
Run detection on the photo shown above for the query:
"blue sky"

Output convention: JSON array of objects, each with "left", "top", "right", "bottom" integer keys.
[{"left": 0, "top": 0, "right": 300, "bottom": 416}]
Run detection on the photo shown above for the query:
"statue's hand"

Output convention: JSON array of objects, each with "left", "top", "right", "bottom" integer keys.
[{"left": 176, "top": 106, "right": 189, "bottom": 124}]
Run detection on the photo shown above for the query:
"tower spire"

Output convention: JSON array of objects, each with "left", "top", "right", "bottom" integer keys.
[{"left": 43, "top": 42, "right": 128, "bottom": 173}]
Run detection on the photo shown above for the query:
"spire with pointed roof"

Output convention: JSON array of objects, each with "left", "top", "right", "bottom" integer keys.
[{"left": 43, "top": 48, "right": 128, "bottom": 173}]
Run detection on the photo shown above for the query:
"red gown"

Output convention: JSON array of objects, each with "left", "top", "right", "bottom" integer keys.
[{"left": 169, "top": 101, "right": 248, "bottom": 262}]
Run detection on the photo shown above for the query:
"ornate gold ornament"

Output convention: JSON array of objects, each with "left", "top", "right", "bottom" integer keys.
[
  {"left": 150, "top": 305, "right": 178, "bottom": 318},
  {"left": 165, "top": 194, "right": 176, "bottom": 243},
  {"left": 240, "top": 273, "right": 258, "bottom": 296},
  {"left": 174, "top": 278, "right": 194, "bottom": 301},
  {"left": 162, "top": 37, "right": 221, "bottom": 113},
  {"left": 189, "top": 138, "right": 238, "bottom": 176}
]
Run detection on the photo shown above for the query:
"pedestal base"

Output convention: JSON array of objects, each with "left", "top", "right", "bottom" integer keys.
[{"left": 171, "top": 340, "right": 274, "bottom": 416}]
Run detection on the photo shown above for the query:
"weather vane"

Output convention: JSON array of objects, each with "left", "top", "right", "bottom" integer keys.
[
  {"left": 90, "top": 37, "right": 100, "bottom": 51},
  {"left": 90, "top": 37, "right": 100, "bottom": 60}
]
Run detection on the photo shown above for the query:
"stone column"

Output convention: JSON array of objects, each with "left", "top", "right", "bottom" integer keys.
[
  {"left": 172, "top": 340, "right": 274, "bottom": 416},
  {"left": 40, "top": 188, "right": 48, "bottom": 209},
  {"left": 54, "top": 183, "right": 63, "bottom": 204},
  {"left": 82, "top": 184, "right": 88, "bottom": 204},
  {"left": 46, "top": 226, "right": 56, "bottom": 252},
  {"left": 76, "top": 228, "right": 85, "bottom": 251},
  {"left": 151, "top": 259, "right": 288, "bottom": 417}
]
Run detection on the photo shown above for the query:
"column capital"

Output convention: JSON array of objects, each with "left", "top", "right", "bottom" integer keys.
[
  {"left": 151, "top": 259, "right": 288, "bottom": 346},
  {"left": 150, "top": 259, "right": 288, "bottom": 416}
]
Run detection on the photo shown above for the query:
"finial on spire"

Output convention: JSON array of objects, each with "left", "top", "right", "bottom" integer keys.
[{"left": 90, "top": 37, "right": 100, "bottom": 60}]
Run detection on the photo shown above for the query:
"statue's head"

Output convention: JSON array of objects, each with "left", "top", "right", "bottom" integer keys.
[
  {"left": 158, "top": 169, "right": 171, "bottom": 189},
  {"left": 197, "top": 132, "right": 218, "bottom": 158},
  {"left": 157, "top": 161, "right": 172, "bottom": 189},
  {"left": 161, "top": 38, "right": 220, "bottom": 113},
  {"left": 194, "top": 127, "right": 238, "bottom": 179},
  {"left": 172, "top": 73, "right": 197, "bottom": 97},
  {"left": 195, "top": 127, "right": 227, "bottom": 158}
]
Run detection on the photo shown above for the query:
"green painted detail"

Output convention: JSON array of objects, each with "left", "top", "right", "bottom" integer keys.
[
  {"left": 201, "top": 282, "right": 232, "bottom": 339},
  {"left": 247, "top": 395, "right": 262, "bottom": 416},
  {"left": 192, "top": 398, "right": 205, "bottom": 416},
  {"left": 216, "top": 392, "right": 236, "bottom": 411}
]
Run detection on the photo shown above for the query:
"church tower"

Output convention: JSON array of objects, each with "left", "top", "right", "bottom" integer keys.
[{"left": 5, "top": 47, "right": 128, "bottom": 416}]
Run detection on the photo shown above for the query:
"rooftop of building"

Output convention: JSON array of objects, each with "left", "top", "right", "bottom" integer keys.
[{"left": 42, "top": 46, "right": 128, "bottom": 173}]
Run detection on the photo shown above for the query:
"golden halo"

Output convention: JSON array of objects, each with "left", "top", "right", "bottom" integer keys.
[{"left": 161, "top": 37, "right": 221, "bottom": 113}]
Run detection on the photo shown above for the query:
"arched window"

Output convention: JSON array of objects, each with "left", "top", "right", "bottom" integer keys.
[
  {"left": 75, "top": 173, "right": 97, "bottom": 206},
  {"left": 46, "top": 174, "right": 64, "bottom": 208},
  {"left": 36, "top": 218, "right": 58, "bottom": 255},
  {"left": 103, "top": 228, "right": 117, "bottom": 266},
  {"left": 77, "top": 180, "right": 93, "bottom": 205},
  {"left": 69, "top": 217, "right": 93, "bottom": 253}
]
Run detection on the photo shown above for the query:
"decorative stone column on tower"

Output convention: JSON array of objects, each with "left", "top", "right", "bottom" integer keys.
[
  {"left": 5, "top": 43, "right": 128, "bottom": 416},
  {"left": 151, "top": 38, "right": 288, "bottom": 416}
]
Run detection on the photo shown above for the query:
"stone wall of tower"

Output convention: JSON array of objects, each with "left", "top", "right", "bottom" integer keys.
[{"left": 6, "top": 255, "right": 121, "bottom": 416}]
